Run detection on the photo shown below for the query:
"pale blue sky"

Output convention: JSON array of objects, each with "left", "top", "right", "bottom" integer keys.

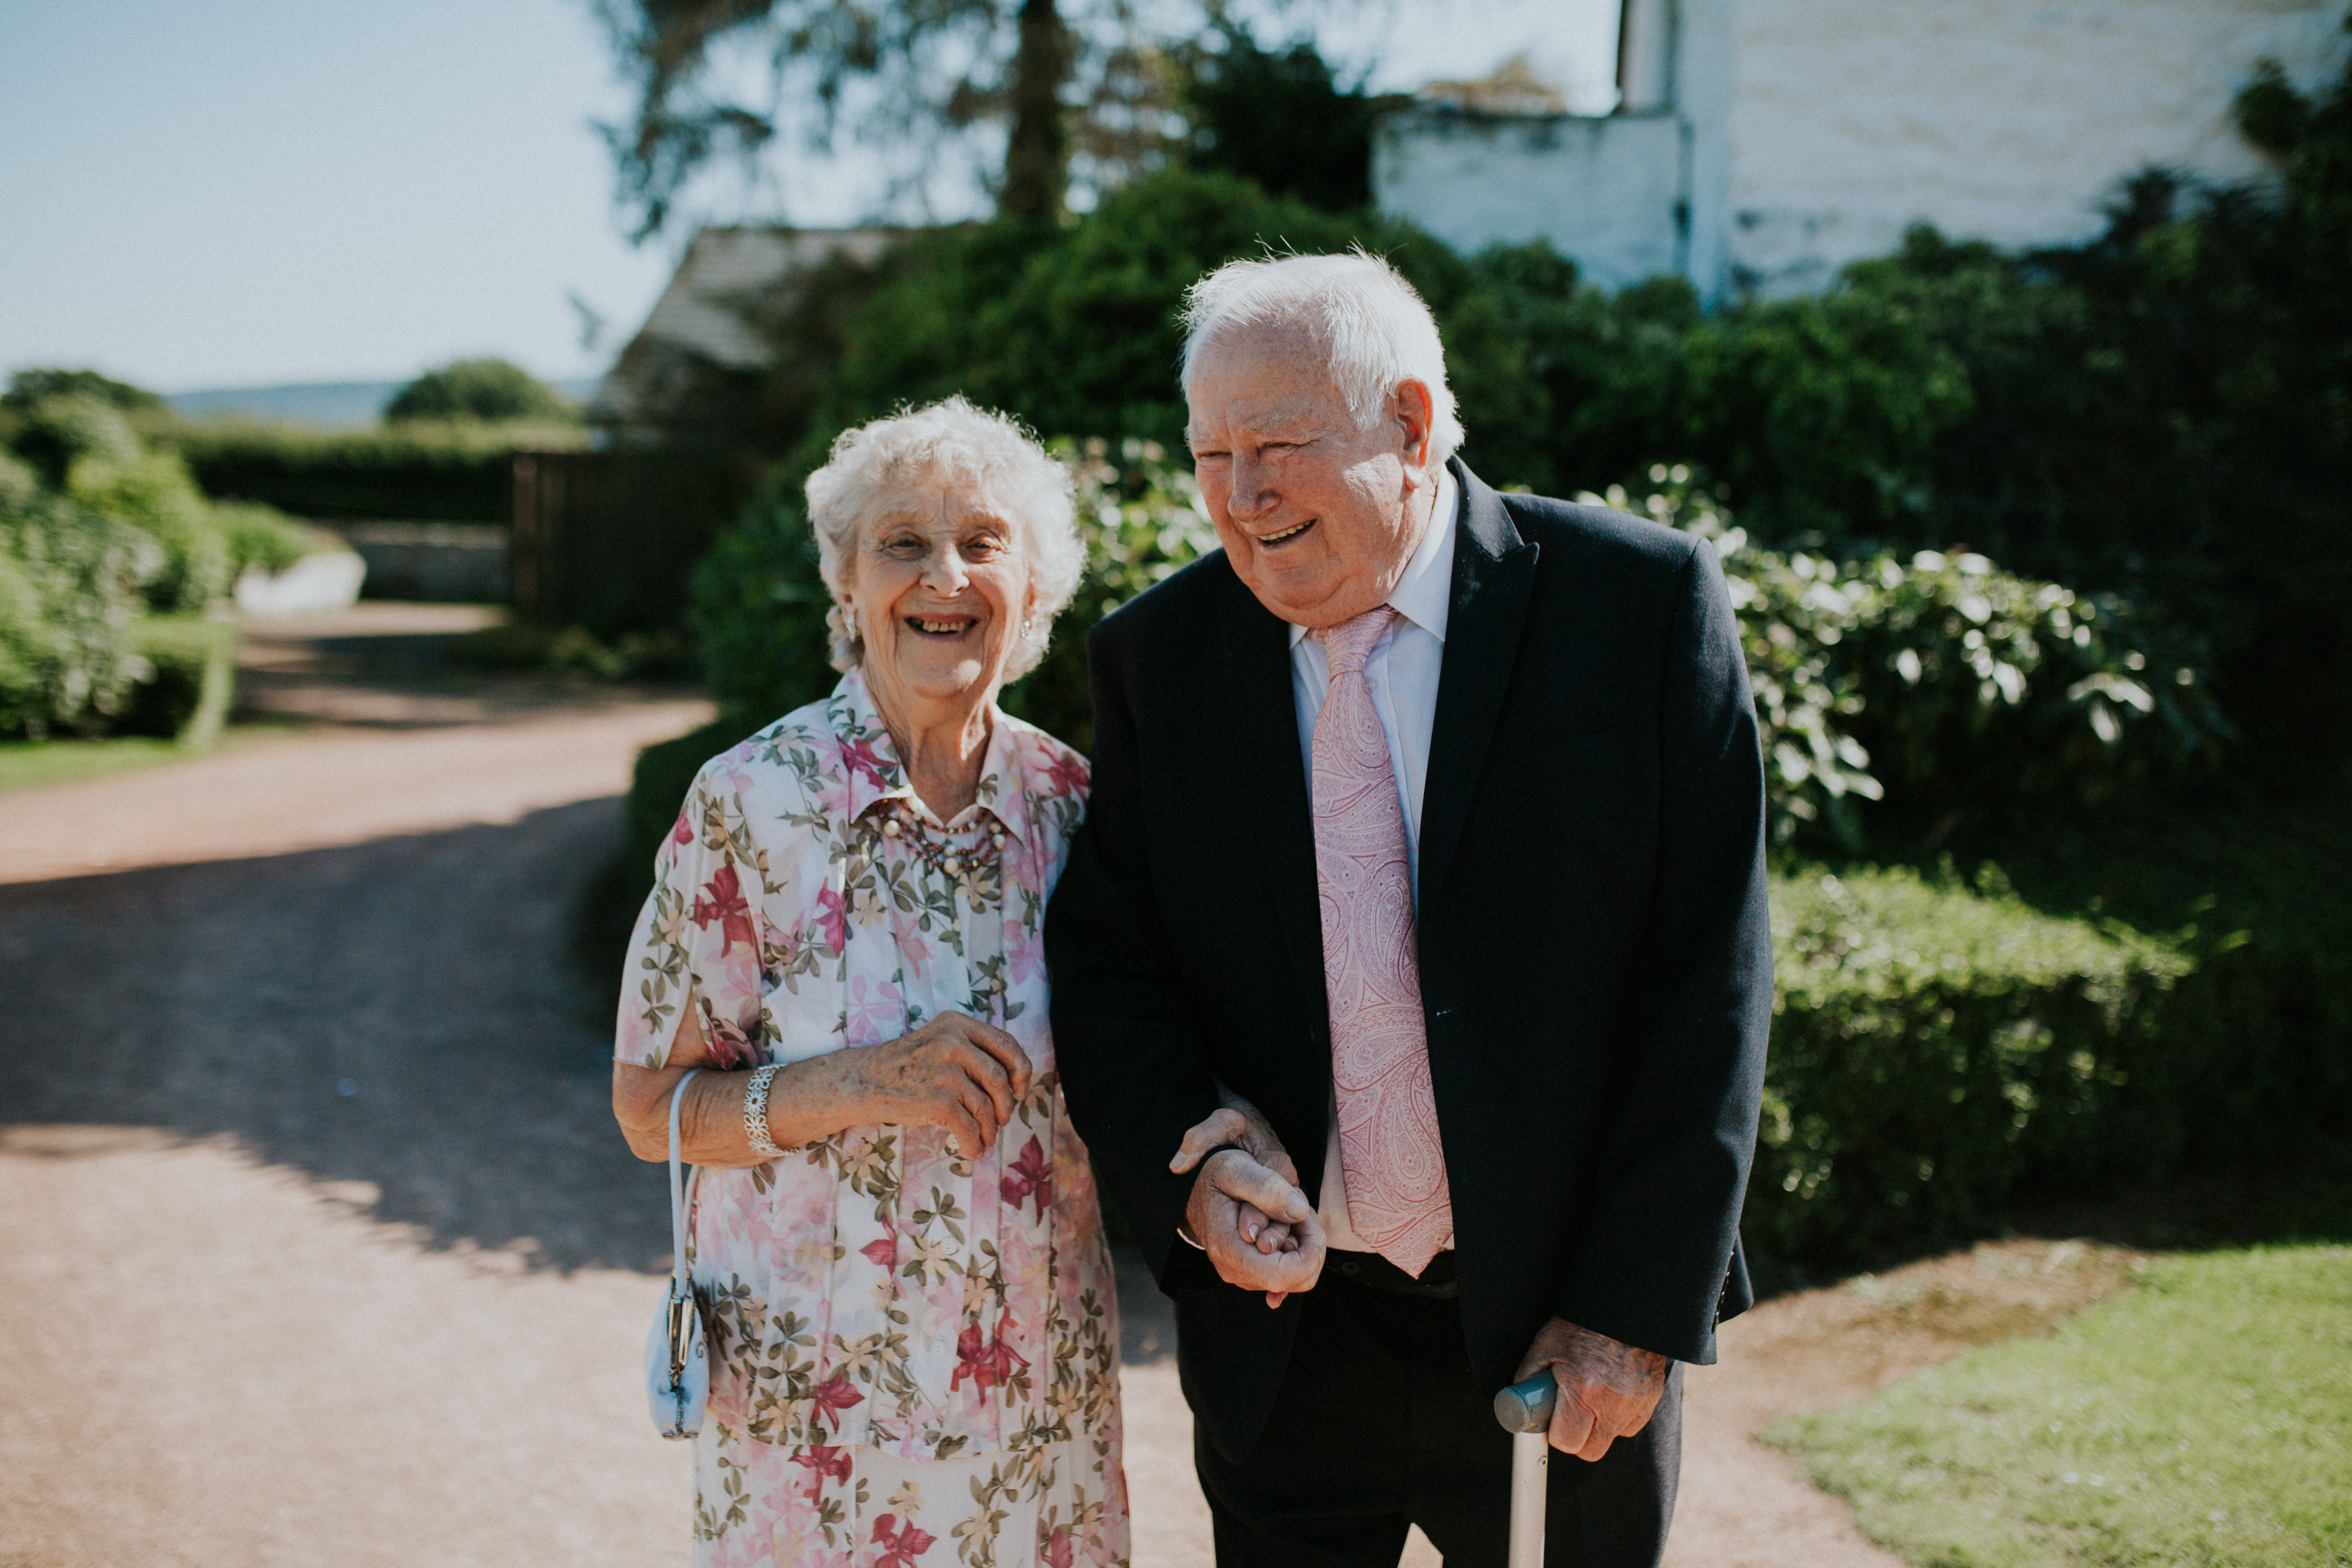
[{"left": 0, "top": 0, "right": 1616, "bottom": 392}]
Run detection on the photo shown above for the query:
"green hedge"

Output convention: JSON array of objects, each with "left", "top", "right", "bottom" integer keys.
[
  {"left": 167, "top": 421, "right": 581, "bottom": 523},
  {"left": 1755, "top": 865, "right": 2194, "bottom": 1264}
]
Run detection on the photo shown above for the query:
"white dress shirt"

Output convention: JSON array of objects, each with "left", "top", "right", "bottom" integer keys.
[{"left": 1286, "top": 468, "right": 1459, "bottom": 1252}]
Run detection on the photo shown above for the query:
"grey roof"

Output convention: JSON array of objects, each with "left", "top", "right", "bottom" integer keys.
[{"left": 591, "top": 226, "right": 900, "bottom": 432}]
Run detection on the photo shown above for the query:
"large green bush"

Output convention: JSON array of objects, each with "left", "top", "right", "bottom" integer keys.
[
  {"left": 0, "top": 487, "right": 161, "bottom": 739},
  {"left": 384, "top": 357, "right": 578, "bottom": 425},
  {"left": 1601, "top": 470, "right": 2230, "bottom": 849}
]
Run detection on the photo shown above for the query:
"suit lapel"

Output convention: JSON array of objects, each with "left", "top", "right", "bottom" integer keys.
[
  {"left": 1217, "top": 573, "right": 1330, "bottom": 1030},
  {"left": 1420, "top": 460, "right": 1540, "bottom": 918}
]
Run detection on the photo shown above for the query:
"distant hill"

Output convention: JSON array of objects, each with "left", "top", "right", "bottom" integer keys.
[{"left": 165, "top": 376, "right": 601, "bottom": 428}]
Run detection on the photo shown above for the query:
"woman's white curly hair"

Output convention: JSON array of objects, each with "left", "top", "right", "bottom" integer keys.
[{"left": 804, "top": 396, "right": 1082, "bottom": 679}]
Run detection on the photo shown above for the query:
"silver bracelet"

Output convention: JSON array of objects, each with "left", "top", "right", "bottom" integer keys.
[{"left": 742, "top": 1064, "right": 784, "bottom": 1160}]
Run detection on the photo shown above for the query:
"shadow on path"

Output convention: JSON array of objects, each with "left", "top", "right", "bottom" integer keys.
[{"left": 0, "top": 797, "right": 672, "bottom": 1274}]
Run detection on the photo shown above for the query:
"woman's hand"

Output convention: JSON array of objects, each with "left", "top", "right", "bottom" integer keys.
[
  {"left": 838, "top": 1010, "right": 1034, "bottom": 1157},
  {"left": 614, "top": 998, "right": 1032, "bottom": 1165}
]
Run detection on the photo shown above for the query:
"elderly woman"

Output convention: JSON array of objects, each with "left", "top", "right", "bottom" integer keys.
[{"left": 612, "top": 397, "right": 1125, "bottom": 1568}]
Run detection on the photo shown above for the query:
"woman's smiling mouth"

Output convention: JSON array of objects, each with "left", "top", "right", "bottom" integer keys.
[{"left": 907, "top": 616, "right": 977, "bottom": 636}]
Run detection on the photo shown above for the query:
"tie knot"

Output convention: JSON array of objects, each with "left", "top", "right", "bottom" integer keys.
[{"left": 1314, "top": 606, "right": 1395, "bottom": 676}]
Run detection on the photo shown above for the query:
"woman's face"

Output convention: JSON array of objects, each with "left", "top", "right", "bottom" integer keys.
[{"left": 844, "top": 476, "right": 1034, "bottom": 720}]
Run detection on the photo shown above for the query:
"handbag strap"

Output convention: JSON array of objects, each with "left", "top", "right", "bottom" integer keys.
[{"left": 668, "top": 1068, "right": 702, "bottom": 1292}]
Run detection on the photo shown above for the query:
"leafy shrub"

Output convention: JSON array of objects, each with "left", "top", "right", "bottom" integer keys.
[
  {"left": 65, "top": 443, "right": 231, "bottom": 612},
  {"left": 2, "top": 366, "right": 165, "bottom": 416},
  {"left": 384, "top": 357, "right": 578, "bottom": 425},
  {"left": 1755, "top": 865, "right": 2194, "bottom": 1264},
  {"left": 217, "top": 502, "right": 321, "bottom": 578},
  {"left": 1592, "top": 469, "right": 2230, "bottom": 850},
  {"left": 0, "top": 492, "right": 160, "bottom": 739},
  {"left": 117, "top": 614, "right": 238, "bottom": 746}
]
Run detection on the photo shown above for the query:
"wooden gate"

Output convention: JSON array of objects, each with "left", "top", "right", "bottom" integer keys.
[{"left": 511, "top": 450, "right": 760, "bottom": 634}]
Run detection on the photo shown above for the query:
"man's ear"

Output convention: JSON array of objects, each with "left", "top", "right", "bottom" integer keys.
[{"left": 1393, "top": 380, "right": 1437, "bottom": 473}]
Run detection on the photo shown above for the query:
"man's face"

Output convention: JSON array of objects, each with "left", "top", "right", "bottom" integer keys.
[{"left": 1185, "top": 324, "right": 1437, "bottom": 629}]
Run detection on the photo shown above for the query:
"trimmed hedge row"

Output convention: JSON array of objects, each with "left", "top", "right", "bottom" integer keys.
[
  {"left": 167, "top": 421, "right": 582, "bottom": 523},
  {"left": 1756, "top": 865, "right": 2194, "bottom": 1264}
]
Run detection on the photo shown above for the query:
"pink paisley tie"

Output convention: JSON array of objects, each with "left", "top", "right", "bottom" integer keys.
[{"left": 1311, "top": 607, "right": 1453, "bottom": 1276}]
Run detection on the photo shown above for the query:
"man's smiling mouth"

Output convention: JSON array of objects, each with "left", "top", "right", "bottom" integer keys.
[{"left": 1258, "top": 519, "right": 1315, "bottom": 547}]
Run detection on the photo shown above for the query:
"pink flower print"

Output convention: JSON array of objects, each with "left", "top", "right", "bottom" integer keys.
[
  {"left": 1000, "top": 1136, "right": 1053, "bottom": 1219},
  {"left": 671, "top": 809, "right": 694, "bottom": 846},
  {"left": 691, "top": 863, "right": 759, "bottom": 956},
  {"left": 704, "top": 1011, "right": 758, "bottom": 1071},
  {"left": 1005, "top": 920, "right": 1045, "bottom": 986},
  {"left": 841, "top": 734, "right": 894, "bottom": 794},
  {"left": 892, "top": 916, "right": 931, "bottom": 978},
  {"left": 844, "top": 976, "right": 905, "bottom": 1045},
  {"left": 870, "top": 1512, "right": 936, "bottom": 1568},
  {"left": 949, "top": 1313, "right": 1027, "bottom": 1393},
  {"left": 1041, "top": 1524, "right": 1075, "bottom": 1568},
  {"left": 859, "top": 1220, "right": 898, "bottom": 1270},
  {"left": 1043, "top": 751, "right": 1090, "bottom": 799},
  {"left": 809, "top": 1373, "right": 865, "bottom": 1430},
  {"left": 788, "top": 1444, "right": 853, "bottom": 1501},
  {"left": 812, "top": 882, "right": 848, "bottom": 956}
]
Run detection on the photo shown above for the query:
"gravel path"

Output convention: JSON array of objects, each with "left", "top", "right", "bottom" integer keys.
[{"left": 0, "top": 608, "right": 2123, "bottom": 1566}]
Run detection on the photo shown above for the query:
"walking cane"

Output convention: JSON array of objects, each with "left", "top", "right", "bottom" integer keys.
[{"left": 1492, "top": 1374, "right": 1559, "bottom": 1568}]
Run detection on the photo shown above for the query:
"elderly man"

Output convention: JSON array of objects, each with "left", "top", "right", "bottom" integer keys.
[{"left": 1048, "top": 252, "right": 1771, "bottom": 1567}]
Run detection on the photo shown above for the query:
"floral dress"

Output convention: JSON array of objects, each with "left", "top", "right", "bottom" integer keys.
[{"left": 618, "top": 668, "right": 1126, "bottom": 1568}]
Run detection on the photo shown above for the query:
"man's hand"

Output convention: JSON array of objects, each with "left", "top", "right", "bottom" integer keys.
[
  {"left": 1514, "top": 1317, "right": 1670, "bottom": 1462},
  {"left": 1172, "top": 1106, "right": 1324, "bottom": 1307}
]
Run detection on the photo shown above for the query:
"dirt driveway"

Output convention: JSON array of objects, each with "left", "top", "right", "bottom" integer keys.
[{"left": 0, "top": 608, "right": 2123, "bottom": 1566}]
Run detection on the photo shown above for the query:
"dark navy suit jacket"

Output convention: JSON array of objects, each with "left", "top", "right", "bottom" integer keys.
[{"left": 1046, "top": 458, "right": 1773, "bottom": 1462}]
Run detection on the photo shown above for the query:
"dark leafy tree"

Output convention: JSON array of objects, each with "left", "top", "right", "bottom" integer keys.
[
  {"left": 1173, "top": 19, "right": 1393, "bottom": 211},
  {"left": 2, "top": 368, "right": 164, "bottom": 415},
  {"left": 593, "top": 0, "right": 1134, "bottom": 234},
  {"left": 384, "top": 359, "right": 577, "bottom": 424}
]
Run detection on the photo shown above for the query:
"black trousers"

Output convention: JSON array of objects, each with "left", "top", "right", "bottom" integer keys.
[{"left": 1193, "top": 1271, "right": 1683, "bottom": 1568}]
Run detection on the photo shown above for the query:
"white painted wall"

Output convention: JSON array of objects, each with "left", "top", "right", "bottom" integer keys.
[
  {"left": 1374, "top": 0, "right": 2347, "bottom": 299},
  {"left": 1715, "top": 0, "right": 2350, "bottom": 294},
  {"left": 1373, "top": 110, "right": 1683, "bottom": 289}
]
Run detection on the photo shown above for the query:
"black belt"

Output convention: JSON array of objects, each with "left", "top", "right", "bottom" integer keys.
[{"left": 1328, "top": 1248, "right": 1459, "bottom": 1299}]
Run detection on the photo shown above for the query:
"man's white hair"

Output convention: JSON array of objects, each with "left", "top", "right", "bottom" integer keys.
[
  {"left": 1179, "top": 249, "right": 1464, "bottom": 465},
  {"left": 804, "top": 396, "right": 1081, "bottom": 678}
]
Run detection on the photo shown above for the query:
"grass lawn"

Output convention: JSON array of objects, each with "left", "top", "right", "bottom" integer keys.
[
  {"left": 0, "top": 735, "right": 192, "bottom": 795},
  {"left": 1766, "top": 1244, "right": 2352, "bottom": 1567}
]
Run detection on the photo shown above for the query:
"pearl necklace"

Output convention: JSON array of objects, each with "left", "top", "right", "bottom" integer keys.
[{"left": 874, "top": 799, "right": 1007, "bottom": 879}]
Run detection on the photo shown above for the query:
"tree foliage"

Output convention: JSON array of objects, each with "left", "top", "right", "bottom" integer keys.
[
  {"left": 594, "top": 0, "right": 1124, "bottom": 232},
  {"left": 384, "top": 357, "right": 577, "bottom": 425}
]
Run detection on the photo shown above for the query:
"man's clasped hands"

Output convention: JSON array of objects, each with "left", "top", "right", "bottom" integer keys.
[{"left": 1170, "top": 1104, "right": 1669, "bottom": 1463}]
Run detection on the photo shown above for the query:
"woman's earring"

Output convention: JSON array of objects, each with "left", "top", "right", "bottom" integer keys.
[{"left": 842, "top": 602, "right": 860, "bottom": 642}]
